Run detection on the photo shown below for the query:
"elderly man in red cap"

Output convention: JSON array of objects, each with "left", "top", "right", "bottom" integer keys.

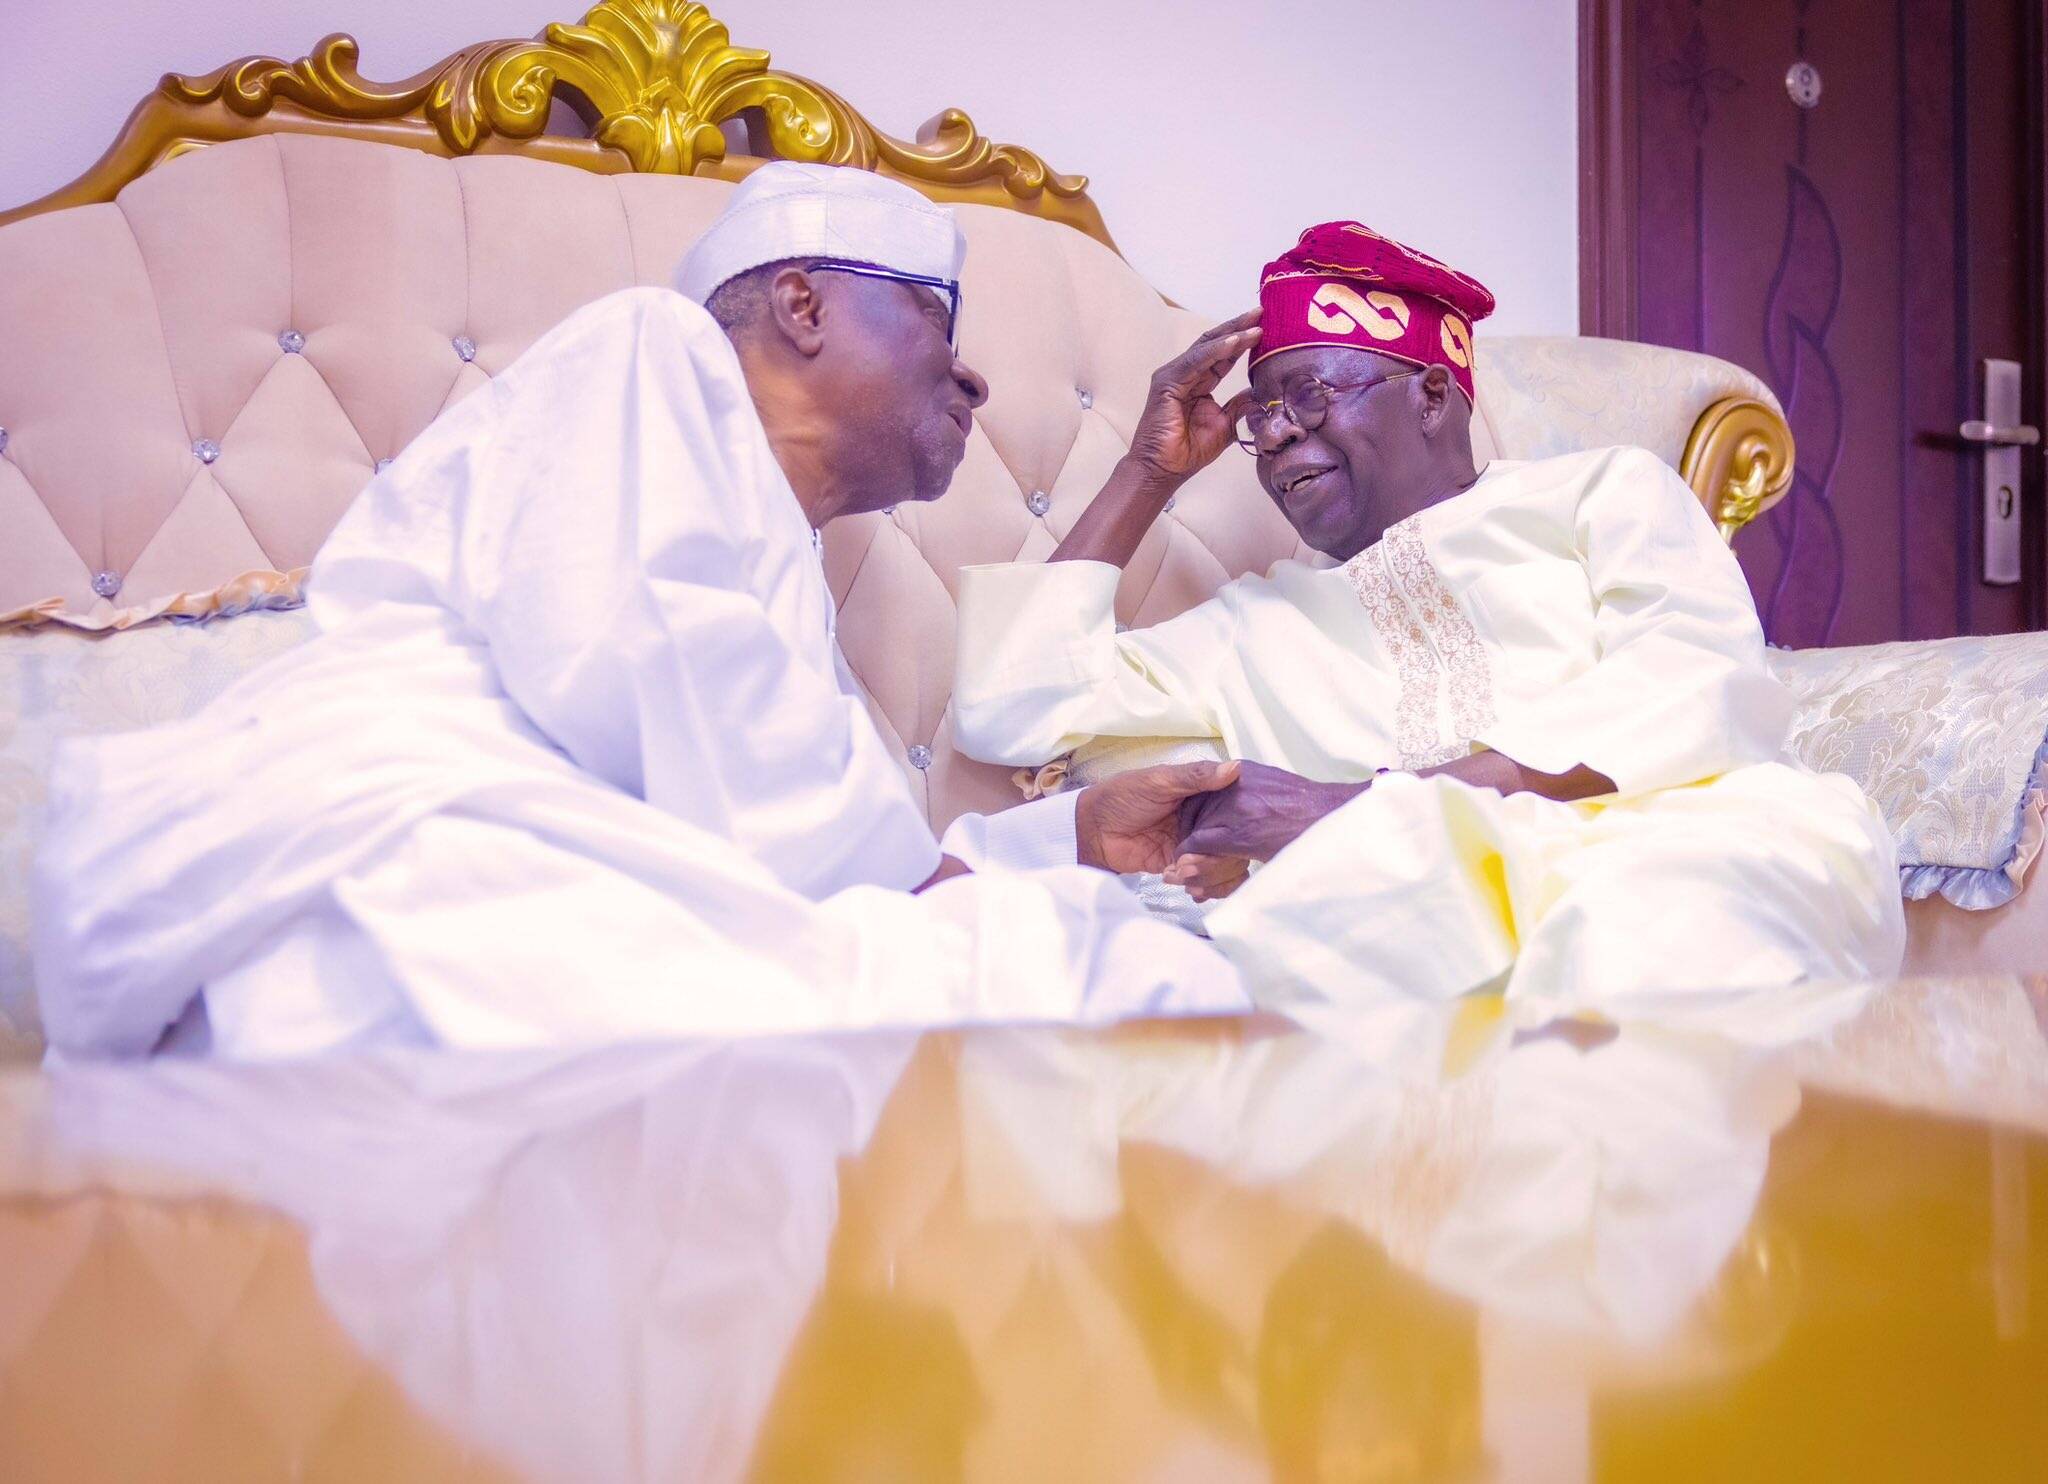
[{"left": 954, "top": 221, "right": 1904, "bottom": 1018}]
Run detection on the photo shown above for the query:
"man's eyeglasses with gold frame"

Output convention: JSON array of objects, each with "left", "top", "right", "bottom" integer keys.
[{"left": 1234, "top": 370, "right": 1420, "bottom": 453}]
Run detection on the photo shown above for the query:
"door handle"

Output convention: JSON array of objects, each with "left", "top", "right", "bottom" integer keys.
[
  {"left": 1970, "top": 360, "right": 2028, "bottom": 586},
  {"left": 1960, "top": 419, "right": 2041, "bottom": 447}
]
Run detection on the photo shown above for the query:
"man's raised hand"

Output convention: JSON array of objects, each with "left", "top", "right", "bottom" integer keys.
[
  {"left": 1126, "top": 311, "right": 1262, "bottom": 483},
  {"left": 1049, "top": 312, "right": 1261, "bottom": 570}
]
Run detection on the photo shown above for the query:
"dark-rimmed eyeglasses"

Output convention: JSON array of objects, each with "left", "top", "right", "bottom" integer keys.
[
  {"left": 807, "top": 259, "right": 962, "bottom": 350},
  {"left": 1235, "top": 371, "right": 1420, "bottom": 452}
]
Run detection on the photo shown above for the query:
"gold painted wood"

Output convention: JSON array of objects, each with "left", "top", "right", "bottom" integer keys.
[
  {"left": 0, "top": 0, "right": 1116, "bottom": 251},
  {"left": 1679, "top": 396, "right": 1796, "bottom": 543}
]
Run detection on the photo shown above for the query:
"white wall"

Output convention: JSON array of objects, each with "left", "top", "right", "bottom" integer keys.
[{"left": 0, "top": 1, "right": 1579, "bottom": 335}]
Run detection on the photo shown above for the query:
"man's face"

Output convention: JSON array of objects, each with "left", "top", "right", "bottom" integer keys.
[
  {"left": 1246, "top": 344, "right": 1427, "bottom": 561},
  {"left": 818, "top": 275, "right": 988, "bottom": 510}
]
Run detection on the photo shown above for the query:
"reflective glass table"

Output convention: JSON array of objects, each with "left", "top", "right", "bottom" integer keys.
[{"left": 0, "top": 975, "right": 2043, "bottom": 1482}]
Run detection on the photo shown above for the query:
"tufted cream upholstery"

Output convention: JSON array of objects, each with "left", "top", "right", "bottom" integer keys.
[{"left": 0, "top": 134, "right": 1780, "bottom": 831}]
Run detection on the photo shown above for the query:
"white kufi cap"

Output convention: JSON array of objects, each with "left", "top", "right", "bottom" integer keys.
[{"left": 674, "top": 161, "right": 966, "bottom": 304}]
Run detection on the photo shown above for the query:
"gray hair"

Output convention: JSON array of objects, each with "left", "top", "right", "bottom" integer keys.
[{"left": 703, "top": 256, "right": 822, "bottom": 339}]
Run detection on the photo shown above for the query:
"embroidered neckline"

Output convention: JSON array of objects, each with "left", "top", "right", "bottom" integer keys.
[{"left": 1343, "top": 515, "right": 1497, "bottom": 768}]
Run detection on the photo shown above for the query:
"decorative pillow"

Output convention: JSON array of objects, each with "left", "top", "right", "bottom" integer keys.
[
  {"left": 1768, "top": 633, "right": 2048, "bottom": 909},
  {"left": 0, "top": 606, "right": 322, "bottom": 1052}
]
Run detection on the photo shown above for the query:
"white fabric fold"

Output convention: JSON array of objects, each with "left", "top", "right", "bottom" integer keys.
[{"left": 1204, "top": 766, "right": 1905, "bottom": 1015}]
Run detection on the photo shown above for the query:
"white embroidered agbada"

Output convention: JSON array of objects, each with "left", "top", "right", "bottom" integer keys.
[
  {"left": 953, "top": 445, "right": 1906, "bottom": 1012},
  {"left": 31, "top": 287, "right": 1244, "bottom": 1058}
]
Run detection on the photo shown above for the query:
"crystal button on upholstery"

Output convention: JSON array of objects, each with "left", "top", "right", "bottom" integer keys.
[
  {"left": 1026, "top": 490, "right": 1051, "bottom": 517},
  {"left": 193, "top": 438, "right": 220, "bottom": 464},
  {"left": 907, "top": 744, "right": 933, "bottom": 771},
  {"left": 278, "top": 329, "right": 305, "bottom": 354},
  {"left": 91, "top": 570, "right": 120, "bottom": 599},
  {"left": 376, "top": 457, "right": 394, "bottom": 473},
  {"left": 1163, "top": 495, "right": 1177, "bottom": 513},
  {"left": 1077, "top": 390, "right": 1094, "bottom": 409},
  {"left": 0, "top": 427, "right": 9, "bottom": 455},
  {"left": 453, "top": 335, "right": 477, "bottom": 363}
]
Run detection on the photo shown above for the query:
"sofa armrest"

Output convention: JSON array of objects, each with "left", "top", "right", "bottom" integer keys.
[
  {"left": 1680, "top": 396, "right": 1795, "bottom": 540},
  {"left": 1473, "top": 336, "right": 1793, "bottom": 542}
]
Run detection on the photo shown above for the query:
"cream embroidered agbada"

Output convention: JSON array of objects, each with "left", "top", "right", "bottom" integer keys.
[{"left": 953, "top": 445, "right": 1906, "bottom": 1011}]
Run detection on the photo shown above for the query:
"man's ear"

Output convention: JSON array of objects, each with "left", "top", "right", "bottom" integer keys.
[
  {"left": 766, "top": 267, "right": 828, "bottom": 357},
  {"left": 1417, "top": 363, "right": 1456, "bottom": 435}
]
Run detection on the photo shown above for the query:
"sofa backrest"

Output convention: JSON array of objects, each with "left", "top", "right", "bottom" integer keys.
[{"left": 0, "top": 134, "right": 1778, "bottom": 829}]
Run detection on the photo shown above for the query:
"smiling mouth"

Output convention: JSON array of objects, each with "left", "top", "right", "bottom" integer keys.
[{"left": 1277, "top": 465, "right": 1336, "bottom": 496}]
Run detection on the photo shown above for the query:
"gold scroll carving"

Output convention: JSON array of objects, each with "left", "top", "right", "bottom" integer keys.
[
  {"left": 1680, "top": 396, "right": 1797, "bottom": 543},
  {"left": 0, "top": 0, "right": 1112, "bottom": 249}
]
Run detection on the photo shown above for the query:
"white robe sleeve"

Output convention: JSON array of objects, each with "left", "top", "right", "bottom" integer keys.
[
  {"left": 312, "top": 808, "right": 1247, "bottom": 1048},
  {"left": 473, "top": 569, "right": 941, "bottom": 900},
  {"left": 938, "top": 791, "right": 1080, "bottom": 871},
  {"left": 1474, "top": 447, "right": 1793, "bottom": 796},
  {"left": 952, "top": 559, "right": 1238, "bottom": 765}
]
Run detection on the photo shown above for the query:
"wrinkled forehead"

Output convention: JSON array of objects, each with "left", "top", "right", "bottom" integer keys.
[{"left": 1249, "top": 343, "right": 1410, "bottom": 396}]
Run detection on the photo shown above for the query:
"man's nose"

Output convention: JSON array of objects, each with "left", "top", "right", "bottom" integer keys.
[
  {"left": 1255, "top": 406, "right": 1306, "bottom": 456},
  {"left": 953, "top": 358, "right": 990, "bottom": 409}
]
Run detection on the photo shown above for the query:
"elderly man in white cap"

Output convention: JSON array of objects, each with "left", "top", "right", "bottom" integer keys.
[{"left": 31, "top": 164, "right": 1264, "bottom": 1058}]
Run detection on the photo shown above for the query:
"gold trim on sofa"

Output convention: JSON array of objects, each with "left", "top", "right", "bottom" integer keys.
[
  {"left": 0, "top": 0, "right": 1118, "bottom": 253},
  {"left": 1680, "top": 397, "right": 1796, "bottom": 542}
]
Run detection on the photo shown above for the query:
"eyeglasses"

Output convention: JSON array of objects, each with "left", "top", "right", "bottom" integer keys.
[
  {"left": 807, "top": 258, "right": 962, "bottom": 350},
  {"left": 1235, "top": 371, "right": 1420, "bottom": 453}
]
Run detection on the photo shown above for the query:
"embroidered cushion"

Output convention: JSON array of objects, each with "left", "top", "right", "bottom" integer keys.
[
  {"left": 0, "top": 605, "right": 320, "bottom": 1052},
  {"left": 1769, "top": 633, "right": 2048, "bottom": 908}
]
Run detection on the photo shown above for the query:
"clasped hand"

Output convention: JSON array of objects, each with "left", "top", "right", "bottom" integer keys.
[
  {"left": 1073, "top": 758, "right": 1365, "bottom": 902},
  {"left": 1164, "top": 759, "right": 1368, "bottom": 903}
]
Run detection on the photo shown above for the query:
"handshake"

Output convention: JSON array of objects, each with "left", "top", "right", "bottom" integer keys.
[{"left": 1073, "top": 758, "right": 1371, "bottom": 903}]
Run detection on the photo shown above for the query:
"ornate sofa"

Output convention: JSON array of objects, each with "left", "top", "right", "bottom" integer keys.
[{"left": 1, "top": 2, "right": 2042, "bottom": 1056}]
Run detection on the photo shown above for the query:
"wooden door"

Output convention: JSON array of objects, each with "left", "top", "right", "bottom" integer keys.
[{"left": 1582, "top": 0, "right": 2048, "bottom": 644}]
